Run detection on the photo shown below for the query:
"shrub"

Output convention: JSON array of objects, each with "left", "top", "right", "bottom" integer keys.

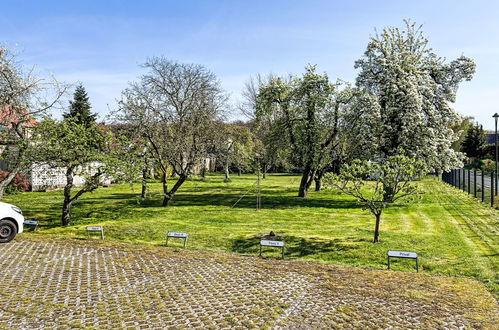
[{"left": 0, "top": 171, "right": 31, "bottom": 194}]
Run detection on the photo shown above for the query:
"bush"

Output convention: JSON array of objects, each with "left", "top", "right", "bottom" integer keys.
[{"left": 0, "top": 171, "right": 31, "bottom": 194}]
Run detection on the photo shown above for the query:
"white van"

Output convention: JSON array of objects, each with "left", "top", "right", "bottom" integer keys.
[{"left": 0, "top": 202, "right": 24, "bottom": 243}]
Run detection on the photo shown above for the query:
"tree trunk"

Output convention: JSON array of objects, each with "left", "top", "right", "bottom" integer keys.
[
  {"left": 262, "top": 163, "right": 267, "bottom": 179},
  {"left": 314, "top": 172, "right": 323, "bottom": 191},
  {"left": 224, "top": 161, "right": 230, "bottom": 182},
  {"left": 373, "top": 213, "right": 381, "bottom": 243},
  {"left": 141, "top": 167, "right": 147, "bottom": 198},
  {"left": 162, "top": 174, "right": 187, "bottom": 206},
  {"left": 0, "top": 167, "right": 20, "bottom": 200},
  {"left": 61, "top": 166, "right": 75, "bottom": 226},
  {"left": 315, "top": 169, "right": 326, "bottom": 191},
  {"left": 383, "top": 186, "right": 395, "bottom": 203},
  {"left": 238, "top": 168, "right": 241, "bottom": 176},
  {"left": 61, "top": 199, "right": 72, "bottom": 226},
  {"left": 298, "top": 166, "right": 313, "bottom": 197},
  {"left": 331, "top": 159, "right": 341, "bottom": 174},
  {"left": 161, "top": 169, "right": 168, "bottom": 206},
  {"left": 306, "top": 169, "right": 316, "bottom": 190}
]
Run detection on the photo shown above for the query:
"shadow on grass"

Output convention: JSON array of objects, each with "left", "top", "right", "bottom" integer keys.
[
  {"left": 95, "top": 192, "right": 362, "bottom": 210},
  {"left": 19, "top": 179, "right": 363, "bottom": 228},
  {"left": 230, "top": 235, "right": 355, "bottom": 259}
]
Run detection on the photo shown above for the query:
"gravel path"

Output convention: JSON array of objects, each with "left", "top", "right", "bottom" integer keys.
[{"left": 0, "top": 237, "right": 497, "bottom": 329}]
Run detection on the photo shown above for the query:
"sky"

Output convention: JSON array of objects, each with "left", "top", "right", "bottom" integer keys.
[{"left": 1, "top": 0, "right": 499, "bottom": 128}]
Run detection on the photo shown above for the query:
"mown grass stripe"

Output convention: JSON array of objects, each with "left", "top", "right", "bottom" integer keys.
[{"left": 4, "top": 174, "right": 498, "bottom": 294}]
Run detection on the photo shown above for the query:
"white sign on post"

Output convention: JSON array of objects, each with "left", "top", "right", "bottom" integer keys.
[
  {"left": 259, "top": 240, "right": 285, "bottom": 259},
  {"left": 260, "top": 240, "right": 284, "bottom": 247},
  {"left": 87, "top": 226, "right": 103, "bottom": 232},
  {"left": 387, "top": 251, "right": 418, "bottom": 258},
  {"left": 166, "top": 231, "right": 188, "bottom": 247},
  {"left": 387, "top": 250, "right": 419, "bottom": 272},
  {"left": 167, "top": 232, "right": 188, "bottom": 238},
  {"left": 86, "top": 226, "right": 104, "bottom": 240},
  {"left": 23, "top": 220, "right": 39, "bottom": 231},
  {"left": 24, "top": 220, "right": 38, "bottom": 225}
]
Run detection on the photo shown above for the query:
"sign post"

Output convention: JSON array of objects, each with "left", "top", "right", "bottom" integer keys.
[
  {"left": 166, "top": 232, "right": 188, "bottom": 248},
  {"left": 259, "top": 240, "right": 285, "bottom": 259},
  {"left": 86, "top": 226, "right": 104, "bottom": 240},
  {"left": 387, "top": 250, "right": 418, "bottom": 272}
]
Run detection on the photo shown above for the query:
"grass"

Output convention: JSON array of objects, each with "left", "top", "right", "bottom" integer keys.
[{"left": 5, "top": 173, "right": 498, "bottom": 294}]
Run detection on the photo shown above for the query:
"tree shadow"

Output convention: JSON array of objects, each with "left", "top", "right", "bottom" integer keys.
[
  {"left": 96, "top": 192, "right": 363, "bottom": 210},
  {"left": 230, "top": 234, "right": 355, "bottom": 259}
]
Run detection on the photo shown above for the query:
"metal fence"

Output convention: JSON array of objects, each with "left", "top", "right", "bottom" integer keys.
[{"left": 442, "top": 169, "right": 498, "bottom": 207}]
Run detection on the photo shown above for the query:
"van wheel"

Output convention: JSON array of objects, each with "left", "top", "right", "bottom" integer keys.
[{"left": 0, "top": 220, "right": 16, "bottom": 243}]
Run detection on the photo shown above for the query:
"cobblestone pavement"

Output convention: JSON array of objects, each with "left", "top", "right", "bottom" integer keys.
[{"left": 0, "top": 237, "right": 497, "bottom": 329}]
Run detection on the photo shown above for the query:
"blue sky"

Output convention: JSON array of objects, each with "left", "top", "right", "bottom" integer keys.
[{"left": 2, "top": 0, "right": 499, "bottom": 128}]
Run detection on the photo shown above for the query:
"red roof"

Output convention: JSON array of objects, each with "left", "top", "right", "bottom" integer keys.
[{"left": 0, "top": 105, "right": 36, "bottom": 128}]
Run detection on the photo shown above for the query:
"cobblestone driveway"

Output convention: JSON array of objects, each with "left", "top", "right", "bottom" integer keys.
[{"left": 0, "top": 237, "right": 497, "bottom": 329}]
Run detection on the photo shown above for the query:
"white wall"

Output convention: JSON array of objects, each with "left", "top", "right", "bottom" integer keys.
[{"left": 29, "top": 162, "right": 111, "bottom": 191}]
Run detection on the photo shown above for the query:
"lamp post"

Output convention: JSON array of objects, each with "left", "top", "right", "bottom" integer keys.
[{"left": 493, "top": 113, "right": 499, "bottom": 196}]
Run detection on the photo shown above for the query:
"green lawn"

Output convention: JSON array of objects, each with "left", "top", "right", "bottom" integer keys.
[{"left": 5, "top": 173, "right": 498, "bottom": 294}]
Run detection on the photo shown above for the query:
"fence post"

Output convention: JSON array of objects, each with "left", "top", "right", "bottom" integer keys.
[
  {"left": 474, "top": 170, "right": 477, "bottom": 198},
  {"left": 492, "top": 172, "right": 495, "bottom": 208},
  {"left": 458, "top": 169, "right": 461, "bottom": 190},
  {"left": 482, "top": 170, "right": 485, "bottom": 202},
  {"left": 462, "top": 169, "right": 465, "bottom": 191},
  {"left": 462, "top": 169, "right": 465, "bottom": 190},
  {"left": 463, "top": 169, "right": 466, "bottom": 191},
  {"left": 467, "top": 169, "right": 471, "bottom": 194},
  {"left": 461, "top": 169, "right": 464, "bottom": 191},
  {"left": 490, "top": 172, "right": 497, "bottom": 196}
]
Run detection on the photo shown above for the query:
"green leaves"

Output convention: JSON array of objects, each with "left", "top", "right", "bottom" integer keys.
[
  {"left": 324, "top": 156, "right": 426, "bottom": 242},
  {"left": 255, "top": 66, "right": 341, "bottom": 170},
  {"left": 325, "top": 156, "right": 426, "bottom": 214},
  {"left": 34, "top": 117, "right": 110, "bottom": 168}
]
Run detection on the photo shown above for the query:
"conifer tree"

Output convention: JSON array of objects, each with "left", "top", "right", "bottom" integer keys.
[
  {"left": 461, "top": 123, "right": 487, "bottom": 159},
  {"left": 64, "top": 84, "right": 97, "bottom": 127}
]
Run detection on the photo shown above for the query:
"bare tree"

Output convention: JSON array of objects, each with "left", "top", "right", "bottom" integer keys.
[
  {"left": 238, "top": 74, "right": 275, "bottom": 121},
  {"left": 117, "top": 57, "right": 227, "bottom": 206},
  {"left": 0, "top": 46, "right": 67, "bottom": 199},
  {"left": 238, "top": 73, "right": 282, "bottom": 177}
]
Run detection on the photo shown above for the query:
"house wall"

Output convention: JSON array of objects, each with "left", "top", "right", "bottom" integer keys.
[{"left": 29, "top": 162, "right": 111, "bottom": 191}]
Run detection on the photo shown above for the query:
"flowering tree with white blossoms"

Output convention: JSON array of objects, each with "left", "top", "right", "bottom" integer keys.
[{"left": 353, "top": 20, "right": 476, "bottom": 172}]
